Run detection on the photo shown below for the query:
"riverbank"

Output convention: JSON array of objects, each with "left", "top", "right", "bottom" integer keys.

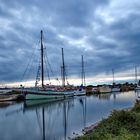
[{"left": 75, "top": 99, "right": 140, "bottom": 140}]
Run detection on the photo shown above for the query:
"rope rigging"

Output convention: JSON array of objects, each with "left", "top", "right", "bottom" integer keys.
[
  {"left": 35, "top": 61, "right": 41, "bottom": 87},
  {"left": 21, "top": 40, "right": 40, "bottom": 87},
  {"left": 42, "top": 32, "right": 61, "bottom": 85},
  {"left": 21, "top": 32, "right": 88, "bottom": 87},
  {"left": 44, "top": 53, "right": 51, "bottom": 84}
]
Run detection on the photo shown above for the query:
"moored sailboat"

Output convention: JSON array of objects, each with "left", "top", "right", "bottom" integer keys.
[
  {"left": 74, "top": 55, "right": 86, "bottom": 96},
  {"left": 134, "top": 66, "right": 140, "bottom": 90},
  {"left": 15, "top": 30, "right": 76, "bottom": 100},
  {"left": 111, "top": 69, "right": 120, "bottom": 92}
]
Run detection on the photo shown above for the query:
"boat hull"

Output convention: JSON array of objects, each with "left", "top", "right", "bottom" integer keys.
[
  {"left": 25, "top": 93, "right": 66, "bottom": 100},
  {"left": 99, "top": 87, "right": 111, "bottom": 94},
  {"left": 0, "top": 94, "right": 24, "bottom": 101},
  {"left": 135, "top": 87, "right": 140, "bottom": 90},
  {"left": 111, "top": 88, "right": 120, "bottom": 92},
  {"left": 16, "top": 89, "right": 75, "bottom": 100},
  {"left": 74, "top": 90, "right": 86, "bottom": 96}
]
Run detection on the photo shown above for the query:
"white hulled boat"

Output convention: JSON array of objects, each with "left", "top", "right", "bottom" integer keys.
[
  {"left": 111, "top": 69, "right": 120, "bottom": 92},
  {"left": 111, "top": 87, "right": 120, "bottom": 92},
  {"left": 99, "top": 86, "right": 111, "bottom": 94},
  {"left": 134, "top": 66, "right": 140, "bottom": 90},
  {"left": 74, "top": 55, "right": 86, "bottom": 96}
]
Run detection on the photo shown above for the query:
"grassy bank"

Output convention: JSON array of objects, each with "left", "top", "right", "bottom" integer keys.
[{"left": 76, "top": 99, "right": 140, "bottom": 140}]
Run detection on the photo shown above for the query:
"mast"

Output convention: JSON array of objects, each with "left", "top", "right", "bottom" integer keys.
[
  {"left": 82, "top": 55, "right": 84, "bottom": 86},
  {"left": 81, "top": 55, "right": 86, "bottom": 86},
  {"left": 112, "top": 69, "right": 115, "bottom": 84},
  {"left": 41, "top": 30, "right": 44, "bottom": 88},
  {"left": 62, "top": 48, "right": 65, "bottom": 87},
  {"left": 135, "top": 66, "right": 137, "bottom": 85}
]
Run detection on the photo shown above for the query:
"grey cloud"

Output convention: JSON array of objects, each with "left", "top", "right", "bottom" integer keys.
[{"left": 0, "top": 0, "right": 140, "bottom": 84}]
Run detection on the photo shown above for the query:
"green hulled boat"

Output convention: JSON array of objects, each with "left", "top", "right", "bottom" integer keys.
[{"left": 19, "top": 30, "right": 77, "bottom": 100}]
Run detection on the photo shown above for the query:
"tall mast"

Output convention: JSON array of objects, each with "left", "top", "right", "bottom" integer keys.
[
  {"left": 82, "top": 55, "right": 84, "bottom": 86},
  {"left": 81, "top": 55, "right": 86, "bottom": 86},
  {"left": 135, "top": 66, "right": 137, "bottom": 85},
  {"left": 62, "top": 48, "right": 65, "bottom": 87},
  {"left": 41, "top": 30, "right": 44, "bottom": 88},
  {"left": 112, "top": 69, "right": 114, "bottom": 84}
]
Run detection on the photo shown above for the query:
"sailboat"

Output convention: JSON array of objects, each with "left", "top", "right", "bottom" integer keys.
[
  {"left": 111, "top": 69, "right": 120, "bottom": 92},
  {"left": 74, "top": 55, "right": 86, "bottom": 96},
  {"left": 15, "top": 30, "right": 77, "bottom": 100},
  {"left": 135, "top": 66, "right": 140, "bottom": 90}
]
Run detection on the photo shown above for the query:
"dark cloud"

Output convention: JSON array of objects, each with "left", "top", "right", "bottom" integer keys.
[{"left": 0, "top": 0, "right": 140, "bottom": 84}]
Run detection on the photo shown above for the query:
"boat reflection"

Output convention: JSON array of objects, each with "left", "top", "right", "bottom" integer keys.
[
  {"left": 92, "top": 92, "right": 123, "bottom": 101},
  {"left": 0, "top": 101, "right": 15, "bottom": 108},
  {"left": 135, "top": 89, "right": 140, "bottom": 97},
  {"left": 92, "top": 93, "right": 111, "bottom": 100},
  {"left": 23, "top": 98, "right": 73, "bottom": 140},
  {"left": 79, "top": 96, "right": 86, "bottom": 128},
  {"left": 0, "top": 91, "right": 138, "bottom": 140},
  {"left": 23, "top": 96, "right": 87, "bottom": 140}
]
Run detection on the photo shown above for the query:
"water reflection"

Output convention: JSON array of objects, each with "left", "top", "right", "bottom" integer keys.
[
  {"left": 98, "top": 93, "right": 111, "bottom": 100},
  {"left": 135, "top": 89, "right": 140, "bottom": 97},
  {"left": 23, "top": 99, "right": 75, "bottom": 140},
  {"left": 0, "top": 101, "right": 15, "bottom": 108},
  {"left": 0, "top": 91, "right": 139, "bottom": 140},
  {"left": 78, "top": 97, "right": 86, "bottom": 127}
]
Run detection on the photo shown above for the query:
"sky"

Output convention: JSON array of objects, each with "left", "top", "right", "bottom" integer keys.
[{"left": 0, "top": 0, "right": 140, "bottom": 86}]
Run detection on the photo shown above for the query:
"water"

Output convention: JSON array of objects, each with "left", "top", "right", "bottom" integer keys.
[{"left": 0, "top": 91, "right": 140, "bottom": 140}]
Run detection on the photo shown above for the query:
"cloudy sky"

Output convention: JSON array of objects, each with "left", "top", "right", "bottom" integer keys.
[{"left": 0, "top": 0, "right": 140, "bottom": 86}]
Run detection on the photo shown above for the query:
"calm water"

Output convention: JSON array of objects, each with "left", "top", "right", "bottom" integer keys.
[{"left": 0, "top": 91, "right": 140, "bottom": 140}]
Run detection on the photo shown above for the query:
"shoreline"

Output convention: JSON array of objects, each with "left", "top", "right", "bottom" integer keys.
[
  {"left": 82, "top": 121, "right": 100, "bottom": 134},
  {"left": 73, "top": 97, "right": 140, "bottom": 140},
  {"left": 73, "top": 106, "right": 133, "bottom": 140}
]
